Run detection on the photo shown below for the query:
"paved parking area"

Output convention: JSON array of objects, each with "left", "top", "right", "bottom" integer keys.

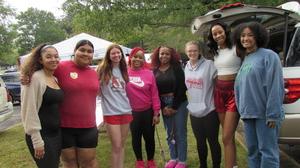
[
  {"left": 0, "top": 105, "right": 21, "bottom": 132},
  {"left": 280, "top": 144, "right": 300, "bottom": 166}
]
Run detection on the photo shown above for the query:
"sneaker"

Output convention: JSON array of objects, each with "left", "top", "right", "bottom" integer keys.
[
  {"left": 136, "top": 160, "right": 145, "bottom": 168},
  {"left": 165, "top": 160, "right": 177, "bottom": 168},
  {"left": 147, "top": 160, "right": 158, "bottom": 168},
  {"left": 175, "top": 162, "right": 187, "bottom": 168}
]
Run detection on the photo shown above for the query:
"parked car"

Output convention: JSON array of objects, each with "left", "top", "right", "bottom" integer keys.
[
  {"left": 0, "top": 72, "right": 21, "bottom": 104},
  {"left": 191, "top": 2, "right": 300, "bottom": 145},
  {"left": 0, "top": 76, "right": 13, "bottom": 123}
]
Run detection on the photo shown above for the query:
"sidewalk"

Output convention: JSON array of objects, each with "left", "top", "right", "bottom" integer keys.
[{"left": 235, "top": 121, "right": 300, "bottom": 168}]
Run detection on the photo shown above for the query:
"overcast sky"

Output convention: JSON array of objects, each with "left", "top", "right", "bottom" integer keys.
[{"left": 4, "top": 0, "right": 66, "bottom": 18}]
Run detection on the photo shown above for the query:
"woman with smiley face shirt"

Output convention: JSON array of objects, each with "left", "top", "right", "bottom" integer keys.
[
  {"left": 233, "top": 22, "right": 284, "bottom": 168},
  {"left": 21, "top": 44, "right": 63, "bottom": 168},
  {"left": 53, "top": 40, "right": 100, "bottom": 168},
  {"left": 151, "top": 46, "right": 188, "bottom": 168}
]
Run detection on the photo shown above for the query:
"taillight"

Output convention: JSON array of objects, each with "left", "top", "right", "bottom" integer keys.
[
  {"left": 6, "top": 88, "right": 12, "bottom": 102},
  {"left": 284, "top": 78, "right": 300, "bottom": 104}
]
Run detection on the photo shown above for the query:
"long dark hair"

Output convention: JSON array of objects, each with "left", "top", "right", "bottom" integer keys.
[{"left": 207, "top": 21, "right": 233, "bottom": 56}]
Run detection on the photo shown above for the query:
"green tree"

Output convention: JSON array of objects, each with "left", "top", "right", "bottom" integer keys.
[
  {"left": 15, "top": 8, "right": 67, "bottom": 55},
  {"left": 0, "top": 0, "right": 17, "bottom": 64},
  {"left": 62, "top": 0, "right": 285, "bottom": 52}
]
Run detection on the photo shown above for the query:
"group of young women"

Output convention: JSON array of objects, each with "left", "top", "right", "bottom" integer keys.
[{"left": 21, "top": 21, "right": 284, "bottom": 168}]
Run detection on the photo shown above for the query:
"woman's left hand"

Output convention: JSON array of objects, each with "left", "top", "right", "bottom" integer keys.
[
  {"left": 168, "top": 108, "right": 177, "bottom": 115},
  {"left": 152, "top": 115, "right": 160, "bottom": 125},
  {"left": 267, "top": 121, "right": 276, "bottom": 128}
]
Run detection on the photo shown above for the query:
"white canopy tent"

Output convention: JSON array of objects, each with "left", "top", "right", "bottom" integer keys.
[
  {"left": 53, "top": 33, "right": 131, "bottom": 60},
  {"left": 54, "top": 33, "right": 131, "bottom": 60},
  {"left": 20, "top": 33, "right": 131, "bottom": 62}
]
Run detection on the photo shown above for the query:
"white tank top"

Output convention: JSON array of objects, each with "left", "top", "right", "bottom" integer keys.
[{"left": 214, "top": 46, "right": 241, "bottom": 75}]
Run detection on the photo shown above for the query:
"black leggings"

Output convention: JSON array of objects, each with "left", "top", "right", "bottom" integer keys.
[
  {"left": 26, "top": 132, "right": 61, "bottom": 168},
  {"left": 190, "top": 111, "right": 221, "bottom": 168},
  {"left": 130, "top": 108, "right": 155, "bottom": 161}
]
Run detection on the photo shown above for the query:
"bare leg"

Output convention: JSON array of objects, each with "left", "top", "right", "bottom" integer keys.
[
  {"left": 106, "top": 124, "right": 130, "bottom": 168},
  {"left": 218, "top": 112, "right": 239, "bottom": 168},
  {"left": 61, "top": 147, "right": 79, "bottom": 168},
  {"left": 77, "top": 148, "right": 98, "bottom": 168},
  {"left": 120, "top": 124, "right": 130, "bottom": 168}
]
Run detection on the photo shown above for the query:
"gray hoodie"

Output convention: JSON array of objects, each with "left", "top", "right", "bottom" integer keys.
[{"left": 184, "top": 57, "right": 217, "bottom": 118}]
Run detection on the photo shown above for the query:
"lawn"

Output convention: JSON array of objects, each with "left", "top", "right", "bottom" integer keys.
[{"left": 0, "top": 118, "right": 248, "bottom": 168}]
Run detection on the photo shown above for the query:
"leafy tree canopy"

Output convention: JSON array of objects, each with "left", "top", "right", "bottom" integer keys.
[
  {"left": 15, "top": 8, "right": 67, "bottom": 55},
  {"left": 0, "top": 0, "right": 17, "bottom": 64},
  {"left": 62, "top": 0, "right": 285, "bottom": 52}
]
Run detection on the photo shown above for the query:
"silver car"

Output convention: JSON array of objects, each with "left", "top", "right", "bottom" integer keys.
[
  {"left": 191, "top": 2, "right": 300, "bottom": 145},
  {"left": 0, "top": 76, "right": 13, "bottom": 124}
]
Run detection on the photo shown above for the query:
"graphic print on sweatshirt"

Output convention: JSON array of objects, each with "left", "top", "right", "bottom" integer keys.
[
  {"left": 186, "top": 77, "right": 203, "bottom": 89},
  {"left": 111, "top": 76, "right": 125, "bottom": 92},
  {"left": 236, "top": 63, "right": 252, "bottom": 82},
  {"left": 129, "top": 76, "right": 145, "bottom": 87}
]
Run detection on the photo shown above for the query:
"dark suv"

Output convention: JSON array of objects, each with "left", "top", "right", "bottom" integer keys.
[
  {"left": 191, "top": 2, "right": 300, "bottom": 145},
  {"left": 0, "top": 72, "right": 21, "bottom": 104}
]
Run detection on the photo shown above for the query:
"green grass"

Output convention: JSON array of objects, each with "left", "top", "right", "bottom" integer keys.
[{"left": 0, "top": 118, "right": 248, "bottom": 168}]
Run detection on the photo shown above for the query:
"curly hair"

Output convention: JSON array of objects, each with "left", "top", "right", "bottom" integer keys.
[
  {"left": 97, "top": 44, "right": 128, "bottom": 84},
  {"left": 233, "top": 22, "right": 269, "bottom": 58},
  {"left": 21, "top": 44, "right": 57, "bottom": 77},
  {"left": 207, "top": 21, "right": 233, "bottom": 56},
  {"left": 150, "top": 46, "right": 181, "bottom": 69}
]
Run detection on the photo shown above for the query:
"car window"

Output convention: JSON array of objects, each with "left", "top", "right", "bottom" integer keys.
[
  {"left": 286, "top": 27, "right": 300, "bottom": 66},
  {"left": 1, "top": 74, "right": 20, "bottom": 83}
]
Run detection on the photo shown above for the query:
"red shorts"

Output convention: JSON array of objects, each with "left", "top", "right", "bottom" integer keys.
[
  {"left": 214, "top": 79, "right": 237, "bottom": 113},
  {"left": 104, "top": 114, "right": 133, "bottom": 125}
]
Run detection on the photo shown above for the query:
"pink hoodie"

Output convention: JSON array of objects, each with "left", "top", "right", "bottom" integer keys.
[{"left": 126, "top": 68, "right": 161, "bottom": 115}]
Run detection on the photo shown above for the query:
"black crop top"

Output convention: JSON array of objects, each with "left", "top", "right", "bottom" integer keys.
[
  {"left": 153, "top": 65, "right": 187, "bottom": 110},
  {"left": 39, "top": 86, "right": 64, "bottom": 135},
  {"left": 154, "top": 67, "right": 176, "bottom": 94}
]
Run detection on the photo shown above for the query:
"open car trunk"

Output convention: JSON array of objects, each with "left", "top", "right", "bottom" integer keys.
[{"left": 191, "top": 3, "right": 300, "bottom": 66}]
